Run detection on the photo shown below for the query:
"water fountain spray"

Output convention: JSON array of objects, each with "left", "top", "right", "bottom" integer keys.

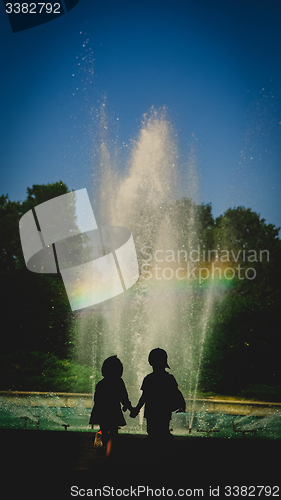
[{"left": 76, "top": 108, "right": 214, "bottom": 430}]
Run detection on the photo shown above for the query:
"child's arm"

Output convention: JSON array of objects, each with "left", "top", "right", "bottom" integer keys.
[
  {"left": 130, "top": 393, "right": 146, "bottom": 418},
  {"left": 122, "top": 400, "right": 133, "bottom": 412},
  {"left": 120, "top": 379, "right": 134, "bottom": 412}
]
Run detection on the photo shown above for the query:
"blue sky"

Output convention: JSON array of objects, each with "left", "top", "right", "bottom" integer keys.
[{"left": 1, "top": 0, "right": 281, "bottom": 230}]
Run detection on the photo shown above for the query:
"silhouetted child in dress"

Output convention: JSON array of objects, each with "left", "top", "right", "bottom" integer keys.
[
  {"left": 89, "top": 355, "right": 133, "bottom": 452},
  {"left": 130, "top": 348, "right": 185, "bottom": 439}
]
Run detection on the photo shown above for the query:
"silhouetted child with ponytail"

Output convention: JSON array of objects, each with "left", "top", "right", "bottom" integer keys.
[{"left": 89, "top": 355, "right": 133, "bottom": 452}]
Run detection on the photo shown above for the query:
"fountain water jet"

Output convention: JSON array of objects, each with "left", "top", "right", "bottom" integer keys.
[{"left": 77, "top": 108, "right": 214, "bottom": 428}]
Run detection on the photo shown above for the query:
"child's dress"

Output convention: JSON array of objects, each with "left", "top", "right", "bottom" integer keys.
[{"left": 89, "top": 377, "right": 131, "bottom": 428}]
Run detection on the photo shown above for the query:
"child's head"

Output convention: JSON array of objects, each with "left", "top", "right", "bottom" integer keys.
[
  {"left": 148, "top": 348, "right": 170, "bottom": 370},
  {"left": 102, "top": 355, "right": 123, "bottom": 378}
]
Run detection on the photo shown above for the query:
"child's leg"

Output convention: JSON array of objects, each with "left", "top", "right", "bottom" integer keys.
[
  {"left": 109, "top": 426, "right": 118, "bottom": 440},
  {"left": 93, "top": 429, "right": 103, "bottom": 447},
  {"left": 147, "top": 416, "right": 171, "bottom": 437},
  {"left": 100, "top": 425, "right": 109, "bottom": 448},
  {"left": 100, "top": 426, "right": 118, "bottom": 453},
  {"left": 146, "top": 417, "right": 158, "bottom": 436},
  {"left": 104, "top": 426, "right": 118, "bottom": 457}
]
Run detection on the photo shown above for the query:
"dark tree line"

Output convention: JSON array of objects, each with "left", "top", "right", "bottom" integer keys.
[
  {"left": 170, "top": 199, "right": 281, "bottom": 397},
  {"left": 0, "top": 182, "right": 95, "bottom": 392},
  {"left": 0, "top": 183, "right": 280, "bottom": 397}
]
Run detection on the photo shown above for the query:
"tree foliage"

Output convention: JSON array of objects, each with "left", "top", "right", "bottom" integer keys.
[
  {"left": 0, "top": 183, "right": 280, "bottom": 396},
  {"left": 0, "top": 351, "right": 96, "bottom": 392},
  {"left": 1, "top": 182, "right": 74, "bottom": 358},
  {"left": 199, "top": 207, "right": 281, "bottom": 395}
]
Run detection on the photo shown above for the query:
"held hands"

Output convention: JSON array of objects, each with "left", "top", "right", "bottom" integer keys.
[
  {"left": 129, "top": 407, "right": 185, "bottom": 416},
  {"left": 129, "top": 394, "right": 144, "bottom": 418},
  {"left": 122, "top": 401, "right": 134, "bottom": 412}
]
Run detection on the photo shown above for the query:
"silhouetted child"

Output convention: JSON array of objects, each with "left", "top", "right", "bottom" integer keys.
[
  {"left": 89, "top": 355, "right": 133, "bottom": 451},
  {"left": 130, "top": 348, "right": 185, "bottom": 438}
]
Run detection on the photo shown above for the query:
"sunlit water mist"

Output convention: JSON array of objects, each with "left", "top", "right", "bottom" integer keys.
[{"left": 75, "top": 109, "right": 214, "bottom": 427}]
